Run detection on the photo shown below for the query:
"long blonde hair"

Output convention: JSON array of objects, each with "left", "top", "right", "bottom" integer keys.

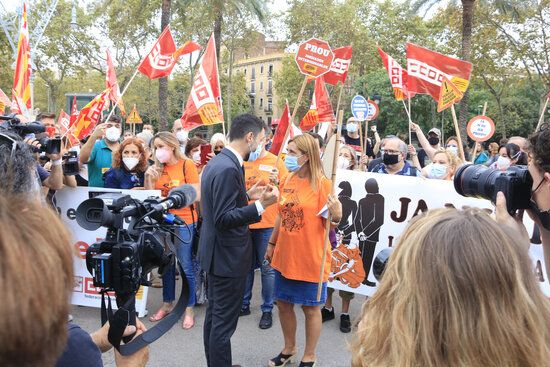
[
  {"left": 151, "top": 131, "right": 184, "bottom": 165},
  {"left": 351, "top": 208, "right": 550, "bottom": 367},
  {"left": 289, "top": 134, "right": 325, "bottom": 190}
]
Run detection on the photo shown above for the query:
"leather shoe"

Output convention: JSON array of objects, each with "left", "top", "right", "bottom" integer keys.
[
  {"left": 239, "top": 306, "right": 251, "bottom": 316},
  {"left": 259, "top": 311, "right": 272, "bottom": 329}
]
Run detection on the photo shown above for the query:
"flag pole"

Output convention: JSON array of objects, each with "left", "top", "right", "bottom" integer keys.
[
  {"left": 450, "top": 104, "right": 466, "bottom": 162},
  {"left": 358, "top": 119, "right": 365, "bottom": 171},
  {"left": 407, "top": 93, "right": 412, "bottom": 144},
  {"left": 317, "top": 109, "right": 343, "bottom": 301},
  {"left": 334, "top": 82, "right": 344, "bottom": 121},
  {"left": 535, "top": 96, "right": 549, "bottom": 132},
  {"left": 276, "top": 76, "right": 309, "bottom": 164},
  {"left": 104, "top": 69, "right": 139, "bottom": 123}
]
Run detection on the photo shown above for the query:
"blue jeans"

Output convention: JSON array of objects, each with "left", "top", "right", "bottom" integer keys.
[
  {"left": 242, "top": 228, "right": 274, "bottom": 313},
  {"left": 163, "top": 223, "right": 196, "bottom": 306}
]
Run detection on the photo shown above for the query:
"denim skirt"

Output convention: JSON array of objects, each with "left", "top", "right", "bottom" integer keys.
[{"left": 273, "top": 270, "right": 327, "bottom": 306}]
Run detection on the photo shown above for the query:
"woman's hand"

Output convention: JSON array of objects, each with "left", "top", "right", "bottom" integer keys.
[
  {"left": 145, "top": 165, "right": 162, "bottom": 182},
  {"left": 265, "top": 243, "right": 275, "bottom": 264},
  {"left": 327, "top": 194, "right": 342, "bottom": 223}
]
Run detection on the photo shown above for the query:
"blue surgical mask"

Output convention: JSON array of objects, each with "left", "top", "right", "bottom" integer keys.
[
  {"left": 285, "top": 154, "right": 301, "bottom": 172},
  {"left": 247, "top": 141, "right": 263, "bottom": 162},
  {"left": 347, "top": 123, "right": 358, "bottom": 133},
  {"left": 428, "top": 163, "right": 448, "bottom": 179}
]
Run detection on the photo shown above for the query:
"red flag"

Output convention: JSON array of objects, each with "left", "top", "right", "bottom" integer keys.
[
  {"left": 0, "top": 88, "right": 10, "bottom": 113},
  {"left": 406, "top": 43, "right": 472, "bottom": 101},
  {"left": 138, "top": 26, "right": 201, "bottom": 80},
  {"left": 181, "top": 34, "right": 223, "bottom": 130},
  {"left": 378, "top": 47, "right": 415, "bottom": 101},
  {"left": 323, "top": 46, "right": 352, "bottom": 86},
  {"left": 106, "top": 49, "right": 126, "bottom": 116},
  {"left": 58, "top": 110, "right": 80, "bottom": 147},
  {"left": 72, "top": 89, "right": 110, "bottom": 140},
  {"left": 69, "top": 96, "right": 78, "bottom": 127},
  {"left": 299, "top": 77, "right": 334, "bottom": 131},
  {"left": 547, "top": 90, "right": 550, "bottom": 99},
  {"left": 12, "top": 1, "right": 32, "bottom": 113},
  {"left": 269, "top": 102, "right": 291, "bottom": 156}
]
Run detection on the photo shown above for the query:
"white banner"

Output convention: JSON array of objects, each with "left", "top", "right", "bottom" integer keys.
[
  {"left": 329, "top": 170, "right": 550, "bottom": 297},
  {"left": 55, "top": 187, "right": 162, "bottom": 317}
]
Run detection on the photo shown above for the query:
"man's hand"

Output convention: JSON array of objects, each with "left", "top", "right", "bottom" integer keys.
[
  {"left": 91, "top": 124, "right": 107, "bottom": 140},
  {"left": 408, "top": 144, "right": 417, "bottom": 156},
  {"left": 114, "top": 319, "right": 149, "bottom": 367},
  {"left": 24, "top": 137, "right": 41, "bottom": 152},
  {"left": 269, "top": 167, "right": 279, "bottom": 184},
  {"left": 259, "top": 184, "right": 279, "bottom": 208},
  {"left": 247, "top": 180, "right": 266, "bottom": 200},
  {"left": 495, "top": 192, "right": 530, "bottom": 246},
  {"left": 359, "top": 154, "right": 369, "bottom": 167},
  {"left": 90, "top": 320, "right": 141, "bottom": 353}
]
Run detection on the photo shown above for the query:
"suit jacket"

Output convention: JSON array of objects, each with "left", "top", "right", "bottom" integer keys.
[{"left": 198, "top": 148, "right": 261, "bottom": 277}]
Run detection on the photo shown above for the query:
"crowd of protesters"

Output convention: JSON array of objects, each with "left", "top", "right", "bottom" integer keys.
[{"left": 0, "top": 108, "right": 549, "bottom": 367}]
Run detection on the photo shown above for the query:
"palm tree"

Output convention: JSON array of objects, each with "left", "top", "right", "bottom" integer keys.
[{"left": 411, "top": 0, "right": 524, "bottom": 140}]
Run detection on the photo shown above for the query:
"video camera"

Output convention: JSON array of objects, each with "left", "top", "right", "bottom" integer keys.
[
  {"left": 0, "top": 114, "right": 61, "bottom": 154},
  {"left": 62, "top": 150, "right": 80, "bottom": 176},
  {"left": 75, "top": 184, "right": 196, "bottom": 354}
]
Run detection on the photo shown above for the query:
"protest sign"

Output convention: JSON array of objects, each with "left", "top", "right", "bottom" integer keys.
[
  {"left": 351, "top": 95, "right": 368, "bottom": 121},
  {"left": 55, "top": 187, "right": 162, "bottom": 317},
  {"left": 329, "top": 171, "right": 550, "bottom": 297},
  {"left": 295, "top": 38, "right": 334, "bottom": 78},
  {"left": 467, "top": 115, "right": 495, "bottom": 142}
]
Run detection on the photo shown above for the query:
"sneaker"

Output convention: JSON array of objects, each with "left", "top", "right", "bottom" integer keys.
[
  {"left": 239, "top": 306, "right": 251, "bottom": 317},
  {"left": 340, "top": 314, "right": 351, "bottom": 333},
  {"left": 259, "top": 312, "right": 273, "bottom": 329},
  {"left": 321, "top": 307, "right": 335, "bottom": 322}
]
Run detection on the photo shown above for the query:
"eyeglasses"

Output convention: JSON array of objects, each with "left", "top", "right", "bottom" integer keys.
[{"left": 0, "top": 132, "right": 18, "bottom": 159}]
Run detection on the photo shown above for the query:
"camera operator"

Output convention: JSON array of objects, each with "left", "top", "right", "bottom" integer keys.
[
  {"left": 80, "top": 116, "right": 122, "bottom": 187},
  {"left": 496, "top": 123, "right": 550, "bottom": 280}
]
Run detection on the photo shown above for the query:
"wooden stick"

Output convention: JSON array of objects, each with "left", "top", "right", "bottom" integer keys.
[
  {"left": 358, "top": 119, "right": 364, "bottom": 170},
  {"left": 334, "top": 82, "right": 344, "bottom": 123},
  {"left": 535, "top": 97, "right": 549, "bottom": 132},
  {"left": 317, "top": 109, "right": 344, "bottom": 301},
  {"left": 482, "top": 101, "right": 487, "bottom": 116},
  {"left": 408, "top": 95, "right": 412, "bottom": 144},
  {"left": 450, "top": 104, "right": 466, "bottom": 162}
]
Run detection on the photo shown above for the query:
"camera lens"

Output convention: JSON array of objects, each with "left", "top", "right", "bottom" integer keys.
[{"left": 454, "top": 164, "right": 501, "bottom": 202}]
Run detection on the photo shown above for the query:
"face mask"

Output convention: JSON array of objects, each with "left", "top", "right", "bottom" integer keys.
[
  {"left": 383, "top": 153, "right": 400, "bottom": 166},
  {"left": 155, "top": 147, "right": 172, "bottom": 164},
  {"left": 337, "top": 156, "right": 350, "bottom": 169},
  {"left": 285, "top": 155, "right": 302, "bottom": 172},
  {"left": 446, "top": 145, "right": 458, "bottom": 155},
  {"left": 428, "top": 137, "right": 439, "bottom": 146},
  {"left": 105, "top": 127, "right": 121, "bottom": 142},
  {"left": 192, "top": 151, "right": 201, "bottom": 164},
  {"left": 529, "top": 178, "right": 550, "bottom": 230},
  {"left": 176, "top": 130, "right": 188, "bottom": 144},
  {"left": 347, "top": 123, "right": 358, "bottom": 133},
  {"left": 214, "top": 150, "right": 221, "bottom": 155},
  {"left": 428, "top": 163, "right": 448, "bottom": 179},
  {"left": 123, "top": 157, "right": 139, "bottom": 171},
  {"left": 496, "top": 156, "right": 511, "bottom": 170},
  {"left": 247, "top": 141, "right": 263, "bottom": 162}
]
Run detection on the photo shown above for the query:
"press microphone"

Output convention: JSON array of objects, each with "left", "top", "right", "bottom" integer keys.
[{"left": 152, "top": 184, "right": 197, "bottom": 212}]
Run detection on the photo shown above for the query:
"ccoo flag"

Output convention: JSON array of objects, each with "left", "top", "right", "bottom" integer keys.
[
  {"left": 12, "top": 1, "right": 32, "bottom": 114},
  {"left": 378, "top": 47, "right": 415, "bottom": 101},
  {"left": 300, "top": 76, "right": 334, "bottom": 131},
  {"left": 181, "top": 34, "right": 224, "bottom": 130},
  {"left": 323, "top": 46, "right": 352, "bottom": 86},
  {"left": 406, "top": 43, "right": 472, "bottom": 101},
  {"left": 106, "top": 49, "right": 126, "bottom": 116},
  {"left": 72, "top": 89, "right": 110, "bottom": 140},
  {"left": 138, "top": 26, "right": 201, "bottom": 80}
]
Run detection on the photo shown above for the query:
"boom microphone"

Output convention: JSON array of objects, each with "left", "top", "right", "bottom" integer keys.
[{"left": 152, "top": 184, "right": 197, "bottom": 212}]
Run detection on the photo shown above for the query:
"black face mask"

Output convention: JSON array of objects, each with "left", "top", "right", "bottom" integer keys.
[
  {"left": 530, "top": 178, "right": 550, "bottom": 230},
  {"left": 428, "top": 137, "right": 440, "bottom": 146},
  {"left": 214, "top": 150, "right": 221, "bottom": 155},
  {"left": 383, "top": 153, "right": 400, "bottom": 166}
]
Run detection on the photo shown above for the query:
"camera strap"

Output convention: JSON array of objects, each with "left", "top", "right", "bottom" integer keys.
[{"left": 100, "top": 259, "right": 190, "bottom": 356}]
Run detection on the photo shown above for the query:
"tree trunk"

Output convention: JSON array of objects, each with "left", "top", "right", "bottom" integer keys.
[
  {"left": 458, "top": 0, "right": 475, "bottom": 145},
  {"left": 214, "top": 10, "right": 223, "bottom": 68},
  {"left": 158, "top": 0, "right": 171, "bottom": 131},
  {"left": 497, "top": 99, "right": 506, "bottom": 139},
  {"left": 227, "top": 46, "right": 234, "bottom": 129}
]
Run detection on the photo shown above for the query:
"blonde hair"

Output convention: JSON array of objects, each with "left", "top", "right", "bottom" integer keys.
[
  {"left": 151, "top": 131, "right": 183, "bottom": 165},
  {"left": 351, "top": 208, "right": 550, "bottom": 367},
  {"left": 0, "top": 195, "right": 74, "bottom": 366},
  {"left": 339, "top": 145, "right": 357, "bottom": 170},
  {"left": 288, "top": 134, "right": 325, "bottom": 190},
  {"left": 433, "top": 148, "right": 460, "bottom": 175}
]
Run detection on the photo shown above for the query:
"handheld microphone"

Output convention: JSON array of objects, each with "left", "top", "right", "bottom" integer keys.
[{"left": 152, "top": 184, "right": 197, "bottom": 212}]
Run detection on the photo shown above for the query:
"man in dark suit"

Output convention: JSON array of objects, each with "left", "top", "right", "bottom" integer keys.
[{"left": 199, "top": 114, "right": 279, "bottom": 367}]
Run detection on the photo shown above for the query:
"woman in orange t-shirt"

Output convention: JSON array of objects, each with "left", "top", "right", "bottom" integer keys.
[
  {"left": 145, "top": 132, "right": 200, "bottom": 329},
  {"left": 265, "top": 134, "right": 342, "bottom": 367}
]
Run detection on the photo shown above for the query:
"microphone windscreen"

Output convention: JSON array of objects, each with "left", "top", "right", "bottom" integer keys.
[{"left": 168, "top": 184, "right": 197, "bottom": 209}]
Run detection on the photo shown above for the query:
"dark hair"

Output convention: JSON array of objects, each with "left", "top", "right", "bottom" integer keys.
[
  {"left": 229, "top": 113, "right": 266, "bottom": 142},
  {"left": 36, "top": 112, "right": 56, "bottom": 121},
  {"left": 0, "top": 131, "right": 37, "bottom": 194},
  {"left": 103, "top": 115, "right": 121, "bottom": 124},
  {"left": 505, "top": 143, "right": 527, "bottom": 165},
  {"left": 528, "top": 123, "right": 550, "bottom": 173},
  {"left": 185, "top": 137, "right": 207, "bottom": 157},
  {"left": 307, "top": 132, "right": 324, "bottom": 149}
]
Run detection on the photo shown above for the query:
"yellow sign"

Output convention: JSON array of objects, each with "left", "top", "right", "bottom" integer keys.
[
  {"left": 126, "top": 104, "right": 143, "bottom": 124},
  {"left": 437, "top": 76, "right": 463, "bottom": 113}
]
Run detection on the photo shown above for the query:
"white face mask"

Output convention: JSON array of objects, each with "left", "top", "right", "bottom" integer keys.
[
  {"left": 123, "top": 157, "right": 140, "bottom": 171},
  {"left": 446, "top": 145, "right": 458, "bottom": 155},
  {"left": 496, "top": 156, "right": 511, "bottom": 170},
  {"left": 176, "top": 130, "right": 189, "bottom": 144},
  {"left": 105, "top": 127, "right": 121, "bottom": 142},
  {"left": 428, "top": 163, "right": 448, "bottom": 179},
  {"left": 192, "top": 151, "right": 201, "bottom": 164},
  {"left": 337, "top": 156, "right": 351, "bottom": 169}
]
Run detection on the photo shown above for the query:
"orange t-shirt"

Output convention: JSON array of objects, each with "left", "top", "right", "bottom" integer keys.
[
  {"left": 155, "top": 159, "right": 199, "bottom": 224},
  {"left": 271, "top": 174, "right": 332, "bottom": 282},
  {"left": 244, "top": 152, "right": 288, "bottom": 229}
]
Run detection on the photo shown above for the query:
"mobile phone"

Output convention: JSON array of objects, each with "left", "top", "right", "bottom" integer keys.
[{"left": 200, "top": 144, "right": 212, "bottom": 166}]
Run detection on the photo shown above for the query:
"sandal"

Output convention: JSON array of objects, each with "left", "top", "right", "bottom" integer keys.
[
  {"left": 268, "top": 352, "right": 295, "bottom": 367},
  {"left": 149, "top": 308, "right": 170, "bottom": 322},
  {"left": 298, "top": 361, "right": 316, "bottom": 367},
  {"left": 182, "top": 313, "right": 195, "bottom": 329}
]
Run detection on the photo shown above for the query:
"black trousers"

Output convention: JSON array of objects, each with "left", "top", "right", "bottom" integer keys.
[
  {"left": 203, "top": 273, "right": 247, "bottom": 367},
  {"left": 359, "top": 239, "right": 378, "bottom": 284}
]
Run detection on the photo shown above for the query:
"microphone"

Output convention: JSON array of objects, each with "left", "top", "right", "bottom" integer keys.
[{"left": 152, "top": 184, "right": 197, "bottom": 212}]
